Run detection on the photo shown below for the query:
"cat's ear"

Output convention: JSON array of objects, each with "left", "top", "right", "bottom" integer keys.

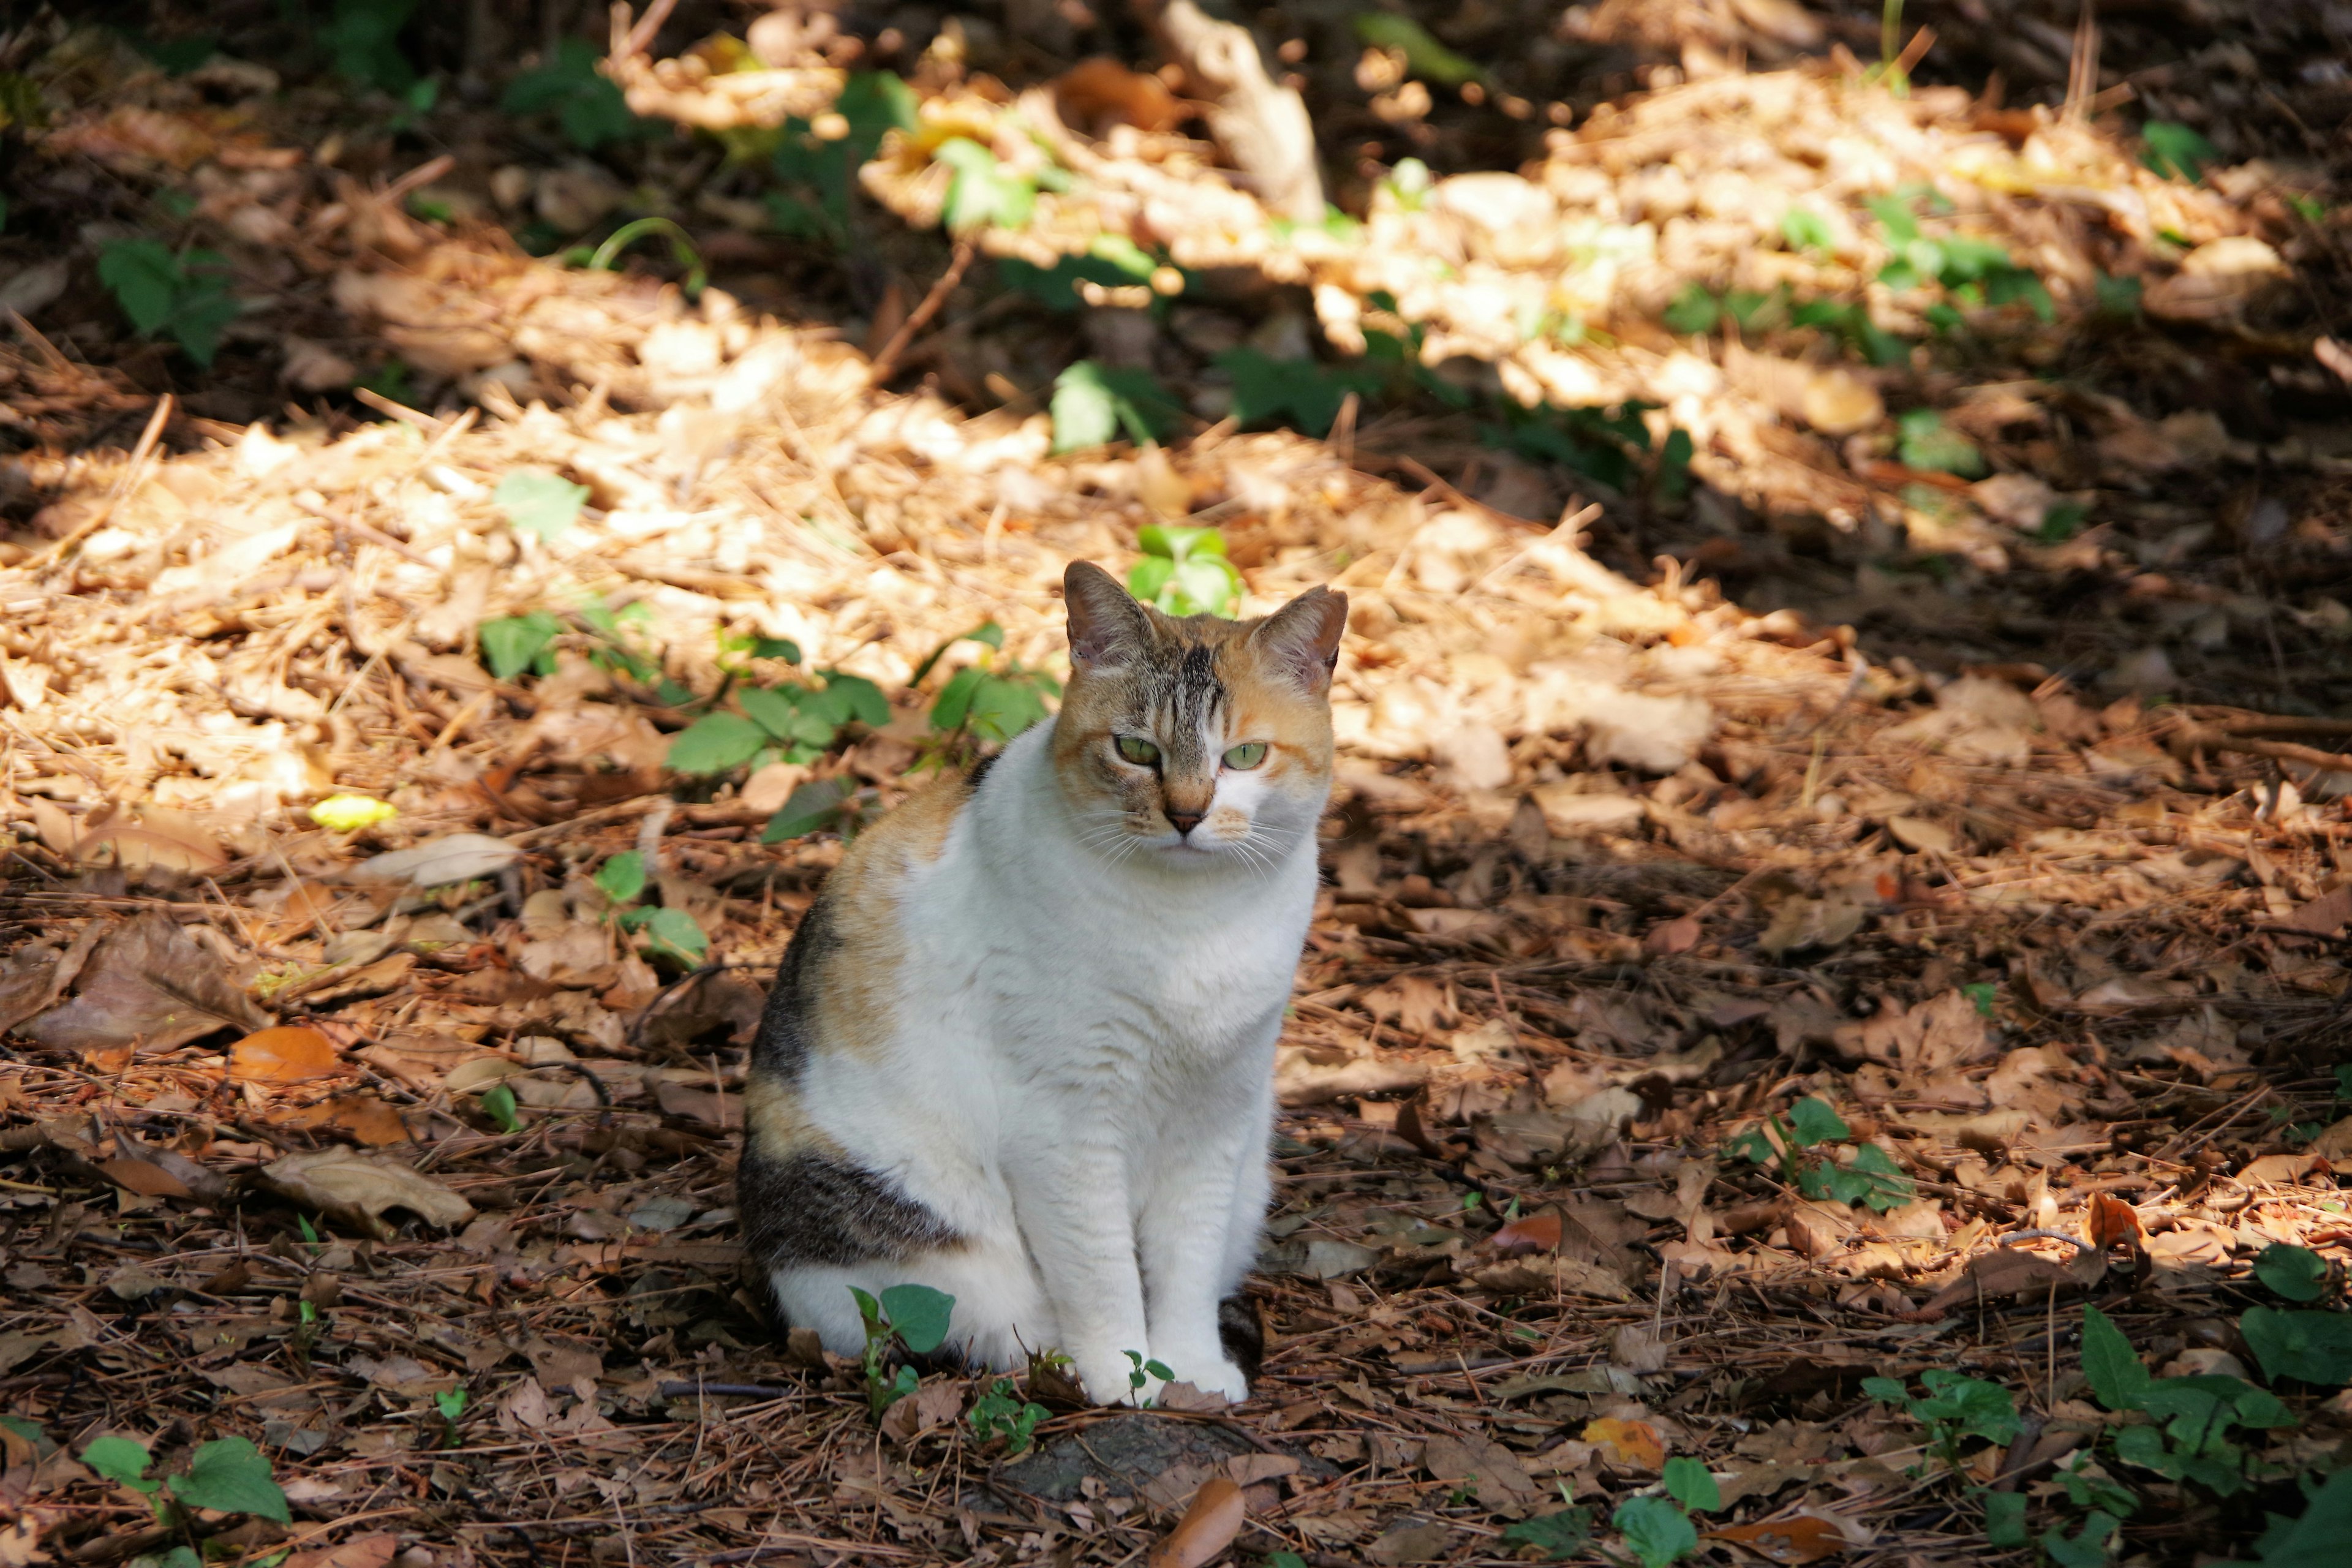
[
  {"left": 1251, "top": 585, "right": 1349, "bottom": 696},
  {"left": 1063, "top": 561, "right": 1154, "bottom": 671}
]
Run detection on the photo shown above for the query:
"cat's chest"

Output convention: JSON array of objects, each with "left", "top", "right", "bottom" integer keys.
[{"left": 1004, "top": 891, "right": 1305, "bottom": 1048}]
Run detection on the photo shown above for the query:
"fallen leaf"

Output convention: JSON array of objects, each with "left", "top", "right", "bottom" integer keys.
[
  {"left": 285, "top": 1531, "right": 400, "bottom": 1568},
  {"left": 1887, "top": 815, "right": 1955, "bottom": 853},
  {"left": 1147, "top": 1476, "right": 1245, "bottom": 1568},
  {"left": 1490, "top": 1210, "right": 1564, "bottom": 1256},
  {"left": 346, "top": 832, "right": 522, "bottom": 887},
  {"left": 1645, "top": 915, "right": 1701, "bottom": 954},
  {"left": 259, "top": 1147, "right": 475, "bottom": 1239},
  {"left": 1919, "top": 1244, "right": 2103, "bottom": 1317},
  {"left": 228, "top": 1025, "right": 343, "bottom": 1084},
  {"left": 1274, "top": 1049, "right": 1428, "bottom": 1106},
  {"left": 2086, "top": 1191, "right": 2143, "bottom": 1248},
  {"left": 2238, "top": 1152, "right": 2330, "bottom": 1186},
  {"left": 1583, "top": 1416, "right": 1665, "bottom": 1469},
  {"left": 1422, "top": 1431, "right": 1538, "bottom": 1506},
  {"left": 277, "top": 1093, "right": 412, "bottom": 1145},
  {"left": 23, "top": 913, "right": 269, "bottom": 1055},
  {"left": 96, "top": 1155, "right": 192, "bottom": 1198},
  {"left": 1705, "top": 1515, "right": 1849, "bottom": 1564}
]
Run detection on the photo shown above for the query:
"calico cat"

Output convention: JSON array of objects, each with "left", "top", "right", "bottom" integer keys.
[{"left": 737, "top": 561, "right": 1347, "bottom": 1404}]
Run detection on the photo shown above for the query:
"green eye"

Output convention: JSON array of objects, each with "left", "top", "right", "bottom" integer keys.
[
  {"left": 1115, "top": 735, "right": 1161, "bottom": 766},
  {"left": 1222, "top": 742, "right": 1268, "bottom": 770}
]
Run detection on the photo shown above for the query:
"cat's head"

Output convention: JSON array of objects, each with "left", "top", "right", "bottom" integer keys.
[{"left": 1050, "top": 561, "right": 1348, "bottom": 869}]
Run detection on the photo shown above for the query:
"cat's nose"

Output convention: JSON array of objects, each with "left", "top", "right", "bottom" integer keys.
[{"left": 1166, "top": 807, "right": 1205, "bottom": 837}]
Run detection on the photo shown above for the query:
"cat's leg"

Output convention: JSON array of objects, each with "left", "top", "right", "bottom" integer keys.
[
  {"left": 1003, "top": 1136, "right": 1153, "bottom": 1405},
  {"left": 1136, "top": 1078, "right": 1274, "bottom": 1403},
  {"left": 770, "top": 1240, "right": 1058, "bottom": 1373}
]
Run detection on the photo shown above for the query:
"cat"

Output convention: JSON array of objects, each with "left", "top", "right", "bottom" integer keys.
[{"left": 737, "top": 560, "right": 1347, "bottom": 1404}]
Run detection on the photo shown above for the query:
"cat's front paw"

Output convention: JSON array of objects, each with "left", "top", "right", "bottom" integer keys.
[
  {"left": 1071, "top": 1351, "right": 1148, "bottom": 1408},
  {"left": 1150, "top": 1348, "right": 1249, "bottom": 1405}
]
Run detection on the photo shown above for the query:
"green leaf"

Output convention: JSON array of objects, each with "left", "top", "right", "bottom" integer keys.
[
  {"left": 667, "top": 714, "right": 769, "bottom": 775},
  {"left": 816, "top": 672, "right": 891, "bottom": 729},
  {"left": 435, "top": 1387, "right": 467, "bottom": 1421},
  {"left": 934, "top": 138, "right": 1035, "bottom": 234},
  {"left": 930, "top": 665, "right": 985, "bottom": 733},
  {"left": 2242, "top": 1306, "right": 2352, "bottom": 1386},
  {"left": 1780, "top": 208, "right": 1834, "bottom": 255},
  {"left": 168, "top": 1435, "right": 290, "bottom": 1523},
  {"left": 1896, "top": 409, "right": 1986, "bottom": 477},
  {"left": 1216, "top": 348, "right": 1376, "bottom": 437},
  {"left": 1613, "top": 1494, "right": 1698, "bottom": 1568},
  {"left": 1126, "top": 556, "right": 1176, "bottom": 605},
  {"left": 1662, "top": 284, "right": 1721, "bottom": 334},
  {"left": 97, "top": 239, "right": 183, "bottom": 336},
  {"left": 965, "top": 674, "right": 1051, "bottom": 744},
  {"left": 878, "top": 1283, "right": 955, "bottom": 1354},
  {"left": 1862, "top": 1376, "right": 1910, "bottom": 1406},
  {"left": 1660, "top": 1456, "right": 1719, "bottom": 1513},
  {"left": 480, "top": 1081, "right": 519, "bottom": 1133},
  {"left": 1051, "top": 360, "right": 1177, "bottom": 452},
  {"left": 1350, "top": 13, "right": 1483, "bottom": 86},
  {"left": 1785, "top": 1096, "right": 1849, "bottom": 1147},
  {"left": 1913, "top": 1369, "right": 2022, "bottom": 1445},
  {"left": 496, "top": 471, "right": 590, "bottom": 542},
  {"left": 739, "top": 684, "right": 809, "bottom": 745},
  {"left": 1501, "top": 1508, "right": 1593, "bottom": 1559},
  {"left": 1985, "top": 266, "right": 2056, "bottom": 322},
  {"left": 479, "top": 612, "right": 564, "bottom": 679},
  {"left": 2143, "top": 121, "right": 2218, "bottom": 182},
  {"left": 1866, "top": 193, "right": 1921, "bottom": 244},
  {"left": 849, "top": 1285, "right": 883, "bottom": 1329},
  {"left": 909, "top": 622, "right": 1002, "bottom": 685},
  {"left": 593, "top": 851, "right": 647, "bottom": 907},
  {"left": 2041, "top": 1510, "right": 2120, "bottom": 1568},
  {"left": 1136, "top": 524, "right": 1226, "bottom": 562},
  {"left": 2230, "top": 1469, "right": 2352, "bottom": 1568},
  {"left": 638, "top": 908, "right": 708, "bottom": 965},
  {"left": 325, "top": 0, "right": 417, "bottom": 91},
  {"left": 1982, "top": 1489, "right": 2029, "bottom": 1548},
  {"left": 2254, "top": 1244, "right": 2329, "bottom": 1303},
  {"left": 82, "top": 1436, "right": 155, "bottom": 1490},
  {"left": 1837, "top": 1142, "right": 1916, "bottom": 1212},
  {"left": 2081, "top": 1305, "right": 2151, "bottom": 1412},
  {"left": 763, "top": 777, "right": 851, "bottom": 843}
]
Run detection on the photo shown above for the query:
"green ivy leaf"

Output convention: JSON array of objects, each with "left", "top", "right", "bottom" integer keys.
[
  {"left": 1785, "top": 1096, "right": 1849, "bottom": 1147},
  {"left": 480, "top": 1080, "right": 520, "bottom": 1133},
  {"left": 81, "top": 1436, "right": 156, "bottom": 1491},
  {"left": 667, "top": 713, "right": 769, "bottom": 775},
  {"left": 1896, "top": 409, "right": 1986, "bottom": 477},
  {"left": 965, "top": 674, "right": 1051, "bottom": 743},
  {"left": 2041, "top": 1510, "right": 2120, "bottom": 1568},
  {"left": 1613, "top": 1494, "right": 1698, "bottom": 1568},
  {"left": 762, "top": 778, "right": 850, "bottom": 843},
  {"left": 1051, "top": 360, "right": 1177, "bottom": 452},
  {"left": 2253, "top": 1244, "right": 2329, "bottom": 1303},
  {"left": 2242, "top": 1306, "right": 2352, "bottom": 1387},
  {"left": 878, "top": 1283, "right": 955, "bottom": 1354},
  {"left": 593, "top": 851, "right": 647, "bottom": 907},
  {"left": 1499, "top": 1508, "right": 1593, "bottom": 1559},
  {"left": 1779, "top": 208, "right": 1834, "bottom": 255},
  {"left": 96, "top": 239, "right": 184, "bottom": 336},
  {"left": 2143, "top": 121, "right": 2218, "bottom": 182},
  {"left": 1913, "top": 1369, "right": 2022, "bottom": 1445},
  {"left": 168, "top": 1436, "right": 290, "bottom": 1523},
  {"left": 814, "top": 672, "right": 891, "bottom": 729},
  {"left": 1661, "top": 1456, "right": 1719, "bottom": 1513},
  {"left": 479, "top": 612, "right": 564, "bottom": 679},
  {"left": 497, "top": 471, "right": 590, "bottom": 543},
  {"left": 638, "top": 908, "right": 708, "bottom": 965},
  {"left": 1982, "top": 1490, "right": 2029, "bottom": 1548},
  {"left": 2081, "top": 1305, "right": 2151, "bottom": 1412}
]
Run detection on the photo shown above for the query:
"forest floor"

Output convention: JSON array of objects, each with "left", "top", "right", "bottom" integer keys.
[{"left": 2, "top": 1, "right": 2352, "bottom": 1566}]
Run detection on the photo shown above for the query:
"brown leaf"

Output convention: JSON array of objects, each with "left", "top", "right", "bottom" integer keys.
[
  {"left": 1055, "top": 57, "right": 1189, "bottom": 134},
  {"left": 277, "top": 1093, "right": 412, "bottom": 1146},
  {"left": 654, "top": 1079, "right": 736, "bottom": 1129},
  {"left": 1421, "top": 1432, "right": 1538, "bottom": 1506},
  {"left": 285, "top": 1534, "right": 399, "bottom": 1568},
  {"left": 1645, "top": 915, "right": 1701, "bottom": 955},
  {"left": 23, "top": 913, "right": 268, "bottom": 1055},
  {"left": 1705, "top": 1515, "right": 1849, "bottom": 1564},
  {"left": 228, "top": 1025, "right": 343, "bottom": 1084},
  {"left": 2086, "top": 1192, "right": 2143, "bottom": 1249},
  {"left": 1920, "top": 1245, "right": 2103, "bottom": 1317},
  {"left": 1147, "top": 1476, "right": 1244, "bottom": 1568},
  {"left": 2285, "top": 884, "right": 2352, "bottom": 935},
  {"left": 1582, "top": 1416, "right": 1665, "bottom": 1469},
  {"left": 0, "top": 921, "right": 106, "bottom": 1035},
  {"left": 1490, "top": 1210, "right": 1563, "bottom": 1257},
  {"left": 2238, "top": 1152, "right": 2330, "bottom": 1187},
  {"left": 97, "top": 1155, "right": 192, "bottom": 1198},
  {"left": 259, "top": 1147, "right": 475, "bottom": 1240}
]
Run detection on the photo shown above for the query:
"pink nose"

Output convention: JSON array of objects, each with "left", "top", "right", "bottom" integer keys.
[{"left": 1166, "top": 808, "right": 1204, "bottom": 836}]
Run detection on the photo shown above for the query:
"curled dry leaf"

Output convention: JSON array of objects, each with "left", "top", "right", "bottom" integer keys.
[
  {"left": 260, "top": 1147, "right": 475, "bottom": 1240},
  {"left": 228, "top": 1025, "right": 343, "bottom": 1084},
  {"left": 276, "top": 1093, "right": 413, "bottom": 1146},
  {"left": 1918, "top": 1243, "right": 2105, "bottom": 1317},
  {"left": 1147, "top": 1475, "right": 1245, "bottom": 1568},
  {"left": 1489, "top": 1210, "right": 1564, "bottom": 1257},
  {"left": 23, "top": 913, "right": 268, "bottom": 1056},
  {"left": 1705, "top": 1515, "right": 1850, "bottom": 1564},
  {"left": 2086, "top": 1191, "right": 2144, "bottom": 1249}
]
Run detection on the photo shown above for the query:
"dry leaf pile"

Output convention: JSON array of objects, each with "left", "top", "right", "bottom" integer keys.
[{"left": 3, "top": 1, "right": 2351, "bottom": 1566}]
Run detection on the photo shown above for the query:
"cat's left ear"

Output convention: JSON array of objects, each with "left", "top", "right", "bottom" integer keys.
[{"left": 1250, "top": 585, "right": 1349, "bottom": 696}]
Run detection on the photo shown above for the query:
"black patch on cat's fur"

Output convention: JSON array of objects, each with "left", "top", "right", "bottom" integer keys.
[
  {"left": 961, "top": 748, "right": 1000, "bottom": 797},
  {"left": 1216, "top": 1295, "right": 1264, "bottom": 1382},
  {"left": 737, "top": 1144, "right": 961, "bottom": 1268},
  {"left": 750, "top": 889, "right": 840, "bottom": 1084}
]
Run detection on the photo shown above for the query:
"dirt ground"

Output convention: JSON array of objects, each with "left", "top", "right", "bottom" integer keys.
[{"left": 2, "top": 2, "right": 2351, "bottom": 1566}]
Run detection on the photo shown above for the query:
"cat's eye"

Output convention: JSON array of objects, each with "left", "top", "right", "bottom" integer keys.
[
  {"left": 1115, "top": 735, "right": 1161, "bottom": 767},
  {"left": 1222, "top": 742, "right": 1268, "bottom": 771}
]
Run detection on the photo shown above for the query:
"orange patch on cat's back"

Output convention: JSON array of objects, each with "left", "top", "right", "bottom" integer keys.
[{"left": 802, "top": 769, "right": 979, "bottom": 1060}]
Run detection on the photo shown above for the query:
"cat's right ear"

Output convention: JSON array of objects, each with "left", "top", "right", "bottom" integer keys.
[{"left": 1063, "top": 562, "right": 1153, "bottom": 671}]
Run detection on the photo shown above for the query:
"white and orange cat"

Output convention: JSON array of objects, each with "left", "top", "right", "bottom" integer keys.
[{"left": 737, "top": 562, "right": 1347, "bottom": 1404}]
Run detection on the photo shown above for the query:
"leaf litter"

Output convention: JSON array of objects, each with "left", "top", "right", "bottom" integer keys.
[{"left": 2, "top": 0, "right": 2352, "bottom": 1565}]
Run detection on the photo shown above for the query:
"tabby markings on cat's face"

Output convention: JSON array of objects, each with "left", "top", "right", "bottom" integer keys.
[{"left": 1050, "top": 562, "right": 1348, "bottom": 872}]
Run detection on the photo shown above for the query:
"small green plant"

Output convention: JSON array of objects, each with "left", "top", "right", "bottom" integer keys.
[
  {"left": 935, "top": 138, "right": 1038, "bottom": 234},
  {"left": 2230, "top": 1469, "right": 2352, "bottom": 1567},
  {"left": 1351, "top": 13, "right": 1483, "bottom": 87},
  {"left": 1128, "top": 525, "right": 1242, "bottom": 618},
  {"left": 1869, "top": 192, "right": 2053, "bottom": 323},
  {"left": 764, "top": 72, "right": 919, "bottom": 239},
  {"left": 1611, "top": 1457, "right": 1718, "bottom": 1567},
  {"left": 1378, "top": 157, "right": 1434, "bottom": 213},
  {"left": 2254, "top": 1243, "right": 2331, "bottom": 1303},
  {"left": 589, "top": 850, "right": 710, "bottom": 965},
  {"left": 435, "top": 1386, "right": 468, "bottom": 1447},
  {"left": 572, "top": 217, "right": 707, "bottom": 300},
  {"left": 2081, "top": 1305, "right": 2297, "bottom": 1497},
  {"left": 2240, "top": 1304, "right": 2352, "bottom": 1389},
  {"left": 1001, "top": 241, "right": 1165, "bottom": 312},
  {"left": 480, "top": 611, "right": 567, "bottom": 679},
  {"left": 1731, "top": 1096, "right": 1915, "bottom": 1212},
  {"left": 1501, "top": 1503, "right": 1593, "bottom": 1560},
  {"left": 1780, "top": 208, "right": 1834, "bottom": 256},
  {"left": 1896, "top": 409, "right": 1986, "bottom": 478},
  {"left": 82, "top": 1434, "right": 290, "bottom": 1527},
  {"left": 503, "top": 39, "right": 645, "bottom": 149},
  {"left": 497, "top": 470, "right": 590, "bottom": 544},
  {"left": 323, "top": 0, "right": 420, "bottom": 93},
  {"left": 1864, "top": 1369, "right": 2022, "bottom": 1477},
  {"left": 849, "top": 1284, "right": 956, "bottom": 1416},
  {"left": 98, "top": 239, "right": 239, "bottom": 366},
  {"left": 480, "top": 1080, "right": 521, "bottom": 1133},
  {"left": 669, "top": 654, "right": 886, "bottom": 771},
  {"left": 968, "top": 1376, "right": 1048, "bottom": 1454},
  {"left": 1125, "top": 1348, "right": 1175, "bottom": 1395},
  {"left": 2143, "top": 121, "right": 2218, "bottom": 182},
  {"left": 914, "top": 621, "right": 1060, "bottom": 754},
  {"left": 1051, "top": 360, "right": 1180, "bottom": 452}
]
